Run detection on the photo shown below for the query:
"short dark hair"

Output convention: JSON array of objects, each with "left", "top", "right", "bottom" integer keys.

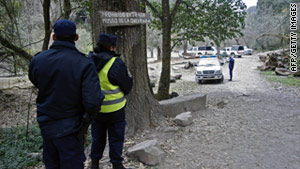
[
  {"left": 94, "top": 41, "right": 114, "bottom": 53},
  {"left": 55, "top": 35, "right": 76, "bottom": 42}
]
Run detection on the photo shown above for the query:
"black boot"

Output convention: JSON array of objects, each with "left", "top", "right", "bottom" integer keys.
[
  {"left": 112, "top": 163, "right": 132, "bottom": 169},
  {"left": 90, "top": 159, "right": 99, "bottom": 169}
]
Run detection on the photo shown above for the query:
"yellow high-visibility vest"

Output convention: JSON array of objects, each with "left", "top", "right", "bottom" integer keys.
[{"left": 98, "top": 57, "right": 126, "bottom": 113}]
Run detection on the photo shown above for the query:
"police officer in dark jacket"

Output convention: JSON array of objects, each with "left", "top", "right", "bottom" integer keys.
[
  {"left": 89, "top": 33, "right": 133, "bottom": 169},
  {"left": 229, "top": 55, "right": 235, "bottom": 81},
  {"left": 28, "top": 19, "right": 104, "bottom": 169}
]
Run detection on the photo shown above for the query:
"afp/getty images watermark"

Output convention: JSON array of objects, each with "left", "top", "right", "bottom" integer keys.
[{"left": 290, "top": 3, "right": 297, "bottom": 72}]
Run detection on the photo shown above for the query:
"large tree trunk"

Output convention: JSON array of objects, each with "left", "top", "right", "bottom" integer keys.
[
  {"left": 183, "top": 40, "right": 187, "bottom": 54},
  {"left": 63, "top": 0, "right": 71, "bottom": 19},
  {"left": 92, "top": 0, "right": 164, "bottom": 135},
  {"left": 156, "top": 0, "right": 171, "bottom": 100},
  {"left": 42, "top": 0, "right": 51, "bottom": 51}
]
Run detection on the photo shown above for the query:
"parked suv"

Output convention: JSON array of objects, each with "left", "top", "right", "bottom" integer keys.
[
  {"left": 195, "top": 57, "right": 224, "bottom": 84},
  {"left": 221, "top": 47, "right": 231, "bottom": 57},
  {"left": 197, "top": 46, "right": 217, "bottom": 56},
  {"left": 182, "top": 46, "right": 217, "bottom": 59},
  {"left": 231, "top": 45, "right": 244, "bottom": 58}
]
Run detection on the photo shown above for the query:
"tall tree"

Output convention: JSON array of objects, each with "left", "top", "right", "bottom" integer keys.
[
  {"left": 42, "top": 0, "right": 51, "bottom": 50},
  {"left": 92, "top": 0, "right": 164, "bottom": 135},
  {"left": 144, "top": 0, "right": 246, "bottom": 100},
  {"left": 144, "top": 0, "right": 182, "bottom": 100},
  {"left": 63, "top": 0, "right": 71, "bottom": 19}
]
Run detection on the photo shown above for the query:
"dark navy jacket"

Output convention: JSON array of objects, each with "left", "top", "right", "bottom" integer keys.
[
  {"left": 229, "top": 57, "right": 235, "bottom": 70},
  {"left": 29, "top": 41, "right": 104, "bottom": 139},
  {"left": 89, "top": 51, "right": 133, "bottom": 123}
]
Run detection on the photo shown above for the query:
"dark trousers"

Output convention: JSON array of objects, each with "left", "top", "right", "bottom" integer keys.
[
  {"left": 42, "top": 134, "right": 86, "bottom": 169},
  {"left": 90, "top": 120, "right": 126, "bottom": 163},
  {"left": 229, "top": 68, "right": 233, "bottom": 80}
]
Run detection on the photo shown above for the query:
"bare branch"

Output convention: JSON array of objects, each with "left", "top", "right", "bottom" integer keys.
[
  {"left": 170, "top": 0, "right": 183, "bottom": 21},
  {"left": 42, "top": 0, "right": 51, "bottom": 50},
  {"left": 22, "top": 39, "right": 44, "bottom": 48},
  {"left": 142, "top": 0, "right": 163, "bottom": 20},
  {"left": 0, "top": 34, "right": 33, "bottom": 61},
  {"left": 256, "top": 33, "right": 289, "bottom": 41}
]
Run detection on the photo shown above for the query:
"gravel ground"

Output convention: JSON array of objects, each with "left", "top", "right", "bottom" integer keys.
[
  {"left": 159, "top": 54, "right": 300, "bottom": 169},
  {"left": 2, "top": 53, "right": 300, "bottom": 169}
]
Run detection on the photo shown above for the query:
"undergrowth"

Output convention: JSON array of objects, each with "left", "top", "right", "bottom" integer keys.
[{"left": 0, "top": 124, "right": 42, "bottom": 169}]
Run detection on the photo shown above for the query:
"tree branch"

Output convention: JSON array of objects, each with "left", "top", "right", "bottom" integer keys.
[
  {"left": 171, "top": 38, "right": 184, "bottom": 50},
  {"left": 256, "top": 33, "right": 289, "bottom": 41},
  {"left": 170, "top": 0, "right": 183, "bottom": 21},
  {"left": 142, "top": 0, "right": 163, "bottom": 20},
  {"left": 0, "top": 34, "right": 33, "bottom": 61},
  {"left": 42, "top": 0, "right": 51, "bottom": 50},
  {"left": 22, "top": 39, "right": 44, "bottom": 48}
]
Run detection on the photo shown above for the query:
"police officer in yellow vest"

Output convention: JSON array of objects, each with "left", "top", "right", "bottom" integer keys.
[{"left": 89, "top": 33, "right": 133, "bottom": 169}]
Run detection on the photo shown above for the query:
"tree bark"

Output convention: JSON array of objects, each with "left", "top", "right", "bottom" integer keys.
[
  {"left": 183, "top": 40, "right": 187, "bottom": 54},
  {"left": 63, "top": 0, "right": 71, "bottom": 19},
  {"left": 156, "top": 46, "right": 161, "bottom": 61},
  {"left": 145, "top": 0, "right": 182, "bottom": 100},
  {"left": 156, "top": 0, "right": 172, "bottom": 100},
  {"left": 42, "top": 0, "right": 51, "bottom": 51},
  {"left": 92, "top": 0, "right": 164, "bottom": 135}
]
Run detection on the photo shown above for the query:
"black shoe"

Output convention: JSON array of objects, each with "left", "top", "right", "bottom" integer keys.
[
  {"left": 228, "top": 79, "right": 232, "bottom": 81},
  {"left": 90, "top": 159, "right": 99, "bottom": 169},
  {"left": 112, "top": 163, "right": 132, "bottom": 169}
]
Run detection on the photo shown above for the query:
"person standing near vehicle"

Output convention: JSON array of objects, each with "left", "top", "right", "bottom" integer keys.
[
  {"left": 28, "top": 19, "right": 104, "bottom": 169},
  {"left": 229, "top": 55, "right": 235, "bottom": 81},
  {"left": 89, "top": 33, "right": 133, "bottom": 169}
]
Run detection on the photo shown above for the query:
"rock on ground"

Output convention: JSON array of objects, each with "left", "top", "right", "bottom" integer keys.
[
  {"left": 173, "top": 112, "right": 193, "bottom": 127},
  {"left": 127, "top": 139, "right": 166, "bottom": 165}
]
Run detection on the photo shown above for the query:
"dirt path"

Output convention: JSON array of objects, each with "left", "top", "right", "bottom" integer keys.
[{"left": 160, "top": 54, "right": 300, "bottom": 169}]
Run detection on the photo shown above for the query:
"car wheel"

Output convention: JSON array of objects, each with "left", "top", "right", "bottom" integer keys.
[{"left": 197, "top": 80, "right": 202, "bottom": 84}]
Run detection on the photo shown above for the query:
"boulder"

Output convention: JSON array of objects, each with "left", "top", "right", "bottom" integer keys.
[
  {"left": 275, "top": 67, "right": 291, "bottom": 76},
  {"left": 170, "top": 78, "right": 176, "bottom": 83},
  {"left": 172, "top": 74, "right": 182, "bottom": 80},
  {"left": 184, "top": 62, "right": 193, "bottom": 69},
  {"left": 170, "top": 92, "right": 179, "bottom": 98},
  {"left": 149, "top": 67, "right": 155, "bottom": 71},
  {"left": 127, "top": 139, "right": 166, "bottom": 165},
  {"left": 173, "top": 111, "right": 193, "bottom": 127},
  {"left": 163, "top": 126, "right": 179, "bottom": 133},
  {"left": 159, "top": 93, "right": 206, "bottom": 117}
]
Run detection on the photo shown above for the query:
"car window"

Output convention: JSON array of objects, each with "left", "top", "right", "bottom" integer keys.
[
  {"left": 232, "top": 46, "right": 238, "bottom": 50},
  {"left": 188, "top": 47, "right": 193, "bottom": 51},
  {"left": 206, "top": 47, "right": 212, "bottom": 50},
  {"left": 199, "top": 47, "right": 206, "bottom": 50},
  {"left": 198, "top": 59, "right": 220, "bottom": 66},
  {"left": 238, "top": 46, "right": 244, "bottom": 50}
]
